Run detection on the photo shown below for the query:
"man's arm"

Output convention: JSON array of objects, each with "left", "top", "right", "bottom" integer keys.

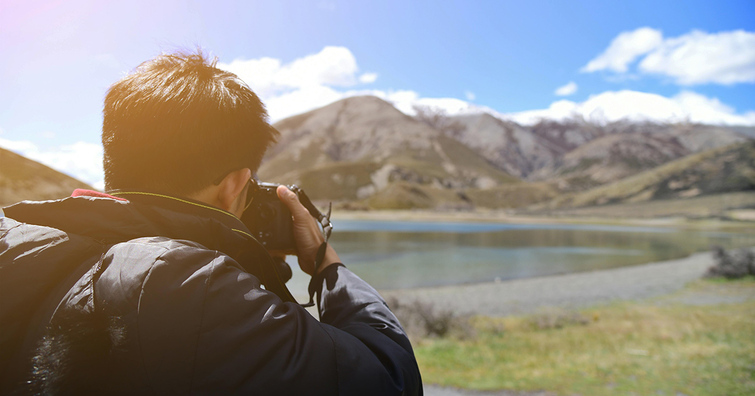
[
  {"left": 274, "top": 185, "right": 423, "bottom": 393},
  {"left": 315, "top": 263, "right": 422, "bottom": 393}
]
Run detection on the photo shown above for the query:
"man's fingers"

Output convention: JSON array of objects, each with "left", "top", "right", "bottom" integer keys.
[{"left": 276, "top": 185, "right": 307, "bottom": 218}]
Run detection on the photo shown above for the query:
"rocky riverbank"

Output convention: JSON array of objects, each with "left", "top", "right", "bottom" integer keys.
[{"left": 380, "top": 251, "right": 717, "bottom": 317}]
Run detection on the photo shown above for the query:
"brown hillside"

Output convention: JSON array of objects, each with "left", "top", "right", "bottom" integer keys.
[{"left": 0, "top": 147, "right": 92, "bottom": 207}]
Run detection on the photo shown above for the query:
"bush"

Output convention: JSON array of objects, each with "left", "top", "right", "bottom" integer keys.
[
  {"left": 706, "top": 246, "right": 755, "bottom": 279},
  {"left": 529, "top": 307, "right": 590, "bottom": 330},
  {"left": 386, "top": 297, "right": 475, "bottom": 339}
]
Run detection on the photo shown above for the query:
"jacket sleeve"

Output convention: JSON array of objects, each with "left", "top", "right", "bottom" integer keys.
[
  {"left": 115, "top": 242, "right": 422, "bottom": 395},
  {"left": 315, "top": 264, "right": 423, "bottom": 394}
]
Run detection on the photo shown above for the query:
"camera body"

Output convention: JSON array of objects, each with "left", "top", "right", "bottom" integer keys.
[{"left": 240, "top": 182, "right": 299, "bottom": 251}]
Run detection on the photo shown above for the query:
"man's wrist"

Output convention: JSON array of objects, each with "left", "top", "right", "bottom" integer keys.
[{"left": 315, "top": 244, "right": 340, "bottom": 276}]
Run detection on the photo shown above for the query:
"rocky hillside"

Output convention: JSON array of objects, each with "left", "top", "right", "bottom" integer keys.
[
  {"left": 444, "top": 115, "right": 747, "bottom": 187},
  {"left": 0, "top": 147, "right": 92, "bottom": 207},
  {"left": 260, "top": 96, "right": 520, "bottom": 209}
]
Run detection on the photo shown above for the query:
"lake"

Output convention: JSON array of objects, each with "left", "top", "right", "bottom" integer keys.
[{"left": 285, "top": 219, "right": 755, "bottom": 295}]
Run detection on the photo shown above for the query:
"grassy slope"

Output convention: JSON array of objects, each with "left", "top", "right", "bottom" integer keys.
[
  {"left": 416, "top": 279, "right": 755, "bottom": 395},
  {"left": 466, "top": 182, "right": 559, "bottom": 209}
]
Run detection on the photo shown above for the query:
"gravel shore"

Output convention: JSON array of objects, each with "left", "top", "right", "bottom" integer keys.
[{"left": 380, "top": 251, "right": 716, "bottom": 317}]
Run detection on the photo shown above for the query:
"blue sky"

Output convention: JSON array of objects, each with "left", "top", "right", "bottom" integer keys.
[{"left": 1, "top": 0, "right": 754, "bottom": 189}]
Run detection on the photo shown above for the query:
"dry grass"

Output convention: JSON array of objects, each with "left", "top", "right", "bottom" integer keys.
[
  {"left": 526, "top": 192, "right": 755, "bottom": 219},
  {"left": 415, "top": 279, "right": 755, "bottom": 395}
]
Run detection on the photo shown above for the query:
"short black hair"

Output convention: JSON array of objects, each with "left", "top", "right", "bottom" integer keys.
[{"left": 102, "top": 50, "right": 278, "bottom": 195}]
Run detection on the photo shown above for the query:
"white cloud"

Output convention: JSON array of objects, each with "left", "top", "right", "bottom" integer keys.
[
  {"left": 502, "top": 90, "right": 755, "bottom": 126},
  {"left": 278, "top": 46, "right": 360, "bottom": 87},
  {"left": 218, "top": 46, "right": 380, "bottom": 121},
  {"left": 0, "top": 138, "right": 104, "bottom": 190},
  {"left": 218, "top": 57, "right": 285, "bottom": 99},
  {"left": 671, "top": 91, "right": 755, "bottom": 124},
  {"left": 265, "top": 85, "right": 346, "bottom": 120},
  {"left": 639, "top": 30, "right": 755, "bottom": 85},
  {"left": 359, "top": 72, "right": 378, "bottom": 84},
  {"left": 465, "top": 91, "right": 476, "bottom": 101},
  {"left": 581, "top": 27, "right": 663, "bottom": 73},
  {"left": 583, "top": 28, "right": 755, "bottom": 85},
  {"left": 554, "top": 81, "right": 578, "bottom": 96}
]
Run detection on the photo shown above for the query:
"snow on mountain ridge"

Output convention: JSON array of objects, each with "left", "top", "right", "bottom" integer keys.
[{"left": 379, "top": 89, "right": 755, "bottom": 127}]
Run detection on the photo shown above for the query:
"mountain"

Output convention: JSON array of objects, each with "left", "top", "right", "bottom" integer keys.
[
  {"left": 530, "top": 124, "right": 746, "bottom": 191},
  {"left": 0, "top": 147, "right": 93, "bottom": 207},
  {"left": 533, "top": 140, "right": 755, "bottom": 210},
  {"left": 435, "top": 113, "right": 557, "bottom": 179},
  {"left": 260, "top": 96, "right": 520, "bottom": 209},
  {"left": 445, "top": 115, "right": 747, "bottom": 191}
]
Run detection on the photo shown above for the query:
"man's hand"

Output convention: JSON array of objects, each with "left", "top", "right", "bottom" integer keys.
[{"left": 276, "top": 185, "right": 340, "bottom": 276}]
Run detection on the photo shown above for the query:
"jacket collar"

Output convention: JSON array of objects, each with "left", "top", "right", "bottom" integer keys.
[
  {"left": 4, "top": 190, "right": 298, "bottom": 303},
  {"left": 3, "top": 190, "right": 254, "bottom": 253}
]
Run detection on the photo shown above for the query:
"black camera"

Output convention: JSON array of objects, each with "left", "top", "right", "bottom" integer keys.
[{"left": 241, "top": 181, "right": 332, "bottom": 252}]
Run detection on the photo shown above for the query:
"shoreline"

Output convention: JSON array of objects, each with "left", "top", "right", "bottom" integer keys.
[
  {"left": 379, "top": 251, "right": 719, "bottom": 317},
  {"left": 331, "top": 208, "right": 755, "bottom": 232}
]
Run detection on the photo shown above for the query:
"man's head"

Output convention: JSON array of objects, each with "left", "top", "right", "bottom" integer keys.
[{"left": 102, "top": 50, "right": 277, "bottom": 196}]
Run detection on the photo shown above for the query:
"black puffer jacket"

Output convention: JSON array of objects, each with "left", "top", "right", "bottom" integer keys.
[{"left": 0, "top": 191, "right": 422, "bottom": 395}]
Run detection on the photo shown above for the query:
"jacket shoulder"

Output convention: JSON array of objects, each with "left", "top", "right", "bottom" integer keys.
[{"left": 95, "top": 236, "right": 251, "bottom": 315}]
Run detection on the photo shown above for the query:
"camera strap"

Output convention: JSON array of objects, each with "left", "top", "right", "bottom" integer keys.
[
  {"left": 292, "top": 189, "right": 333, "bottom": 308},
  {"left": 300, "top": 242, "right": 330, "bottom": 308},
  {"left": 294, "top": 188, "right": 332, "bottom": 243}
]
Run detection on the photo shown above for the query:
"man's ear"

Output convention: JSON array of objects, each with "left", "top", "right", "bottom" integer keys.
[{"left": 216, "top": 168, "right": 252, "bottom": 215}]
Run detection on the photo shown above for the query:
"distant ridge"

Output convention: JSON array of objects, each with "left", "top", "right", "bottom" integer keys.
[
  {"left": 533, "top": 140, "right": 755, "bottom": 210},
  {"left": 0, "top": 147, "right": 92, "bottom": 207}
]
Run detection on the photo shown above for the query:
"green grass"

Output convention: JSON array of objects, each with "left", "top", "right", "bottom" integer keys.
[{"left": 415, "top": 280, "right": 755, "bottom": 395}]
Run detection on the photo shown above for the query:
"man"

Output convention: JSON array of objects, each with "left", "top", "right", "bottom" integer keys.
[{"left": 0, "top": 51, "right": 422, "bottom": 395}]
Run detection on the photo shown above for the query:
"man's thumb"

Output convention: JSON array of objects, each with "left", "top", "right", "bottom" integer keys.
[{"left": 277, "top": 186, "right": 306, "bottom": 217}]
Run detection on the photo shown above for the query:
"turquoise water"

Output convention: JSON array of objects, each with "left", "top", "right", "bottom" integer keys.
[{"left": 285, "top": 219, "right": 755, "bottom": 294}]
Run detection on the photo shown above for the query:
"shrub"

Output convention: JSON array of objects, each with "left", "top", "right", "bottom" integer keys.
[
  {"left": 385, "top": 297, "right": 475, "bottom": 339},
  {"left": 529, "top": 307, "right": 590, "bottom": 330},
  {"left": 706, "top": 246, "right": 755, "bottom": 279}
]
